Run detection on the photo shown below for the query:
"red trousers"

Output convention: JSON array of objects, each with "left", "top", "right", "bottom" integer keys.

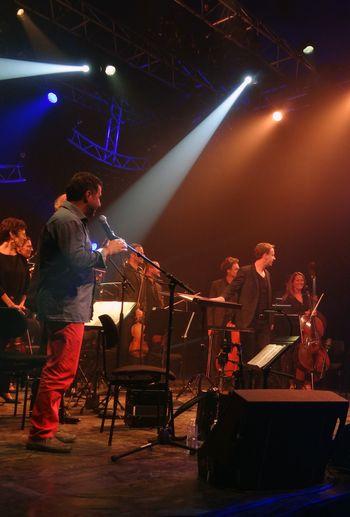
[{"left": 29, "top": 322, "right": 84, "bottom": 439}]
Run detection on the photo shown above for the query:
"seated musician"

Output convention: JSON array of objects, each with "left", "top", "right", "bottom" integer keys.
[{"left": 121, "top": 253, "right": 167, "bottom": 365}]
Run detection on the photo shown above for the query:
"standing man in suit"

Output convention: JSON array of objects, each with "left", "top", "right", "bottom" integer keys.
[{"left": 216, "top": 243, "right": 276, "bottom": 363}]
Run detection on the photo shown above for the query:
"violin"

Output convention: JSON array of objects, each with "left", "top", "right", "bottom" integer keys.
[
  {"left": 128, "top": 307, "right": 149, "bottom": 358},
  {"left": 128, "top": 267, "right": 149, "bottom": 359},
  {"left": 296, "top": 264, "right": 330, "bottom": 385}
]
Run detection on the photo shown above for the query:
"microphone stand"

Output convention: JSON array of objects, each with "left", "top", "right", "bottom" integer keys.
[{"left": 111, "top": 246, "right": 196, "bottom": 461}]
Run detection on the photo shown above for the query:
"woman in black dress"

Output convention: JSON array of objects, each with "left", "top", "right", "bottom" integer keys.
[{"left": 0, "top": 217, "right": 29, "bottom": 402}]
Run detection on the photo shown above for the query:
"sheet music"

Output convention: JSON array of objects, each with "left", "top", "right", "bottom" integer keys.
[
  {"left": 85, "top": 301, "right": 135, "bottom": 327},
  {"left": 247, "top": 344, "right": 286, "bottom": 368}
]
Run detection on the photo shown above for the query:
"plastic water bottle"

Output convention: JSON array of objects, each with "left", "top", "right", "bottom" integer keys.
[{"left": 186, "top": 418, "right": 198, "bottom": 453}]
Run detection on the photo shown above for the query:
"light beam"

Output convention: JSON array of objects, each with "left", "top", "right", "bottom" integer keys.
[
  {"left": 106, "top": 77, "right": 253, "bottom": 240},
  {"left": 0, "top": 58, "right": 90, "bottom": 81}
]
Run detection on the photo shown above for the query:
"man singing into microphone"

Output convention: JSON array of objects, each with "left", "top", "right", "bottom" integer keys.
[{"left": 27, "top": 172, "right": 126, "bottom": 453}]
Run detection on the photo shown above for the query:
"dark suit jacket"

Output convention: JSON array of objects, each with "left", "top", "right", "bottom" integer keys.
[
  {"left": 224, "top": 264, "right": 272, "bottom": 329},
  {"left": 208, "top": 277, "right": 231, "bottom": 327}
]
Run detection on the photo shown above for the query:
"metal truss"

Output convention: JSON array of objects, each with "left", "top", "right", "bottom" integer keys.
[
  {"left": 0, "top": 164, "right": 26, "bottom": 184},
  {"left": 173, "top": 0, "right": 315, "bottom": 80},
  {"left": 54, "top": 83, "right": 148, "bottom": 171},
  {"left": 67, "top": 101, "right": 147, "bottom": 171},
  {"left": 15, "top": 0, "right": 218, "bottom": 94},
  {"left": 69, "top": 129, "right": 147, "bottom": 171}
]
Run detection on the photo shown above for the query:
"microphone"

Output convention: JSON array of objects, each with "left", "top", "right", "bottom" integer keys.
[{"left": 98, "top": 215, "right": 118, "bottom": 240}]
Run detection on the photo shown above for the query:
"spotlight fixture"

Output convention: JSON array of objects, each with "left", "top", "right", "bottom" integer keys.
[
  {"left": 303, "top": 45, "right": 314, "bottom": 55},
  {"left": 17, "top": 8, "right": 25, "bottom": 17},
  {"left": 82, "top": 64, "right": 90, "bottom": 73},
  {"left": 105, "top": 65, "right": 116, "bottom": 76},
  {"left": 272, "top": 111, "right": 283, "bottom": 122},
  {"left": 47, "top": 92, "right": 58, "bottom": 104},
  {"left": 244, "top": 75, "right": 253, "bottom": 84}
]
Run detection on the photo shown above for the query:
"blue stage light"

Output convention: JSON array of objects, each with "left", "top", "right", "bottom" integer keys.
[
  {"left": 47, "top": 92, "right": 58, "bottom": 104},
  {"left": 91, "top": 242, "right": 98, "bottom": 251}
]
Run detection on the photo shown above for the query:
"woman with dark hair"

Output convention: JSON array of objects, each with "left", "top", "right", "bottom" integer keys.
[{"left": 0, "top": 217, "right": 30, "bottom": 402}]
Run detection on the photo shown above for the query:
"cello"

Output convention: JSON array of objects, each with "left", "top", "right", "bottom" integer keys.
[
  {"left": 296, "top": 264, "right": 330, "bottom": 387},
  {"left": 215, "top": 323, "right": 241, "bottom": 379}
]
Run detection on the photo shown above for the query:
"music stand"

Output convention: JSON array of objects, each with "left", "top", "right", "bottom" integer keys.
[
  {"left": 96, "top": 282, "right": 122, "bottom": 301},
  {"left": 247, "top": 336, "right": 300, "bottom": 388},
  {"left": 86, "top": 301, "right": 135, "bottom": 328},
  {"left": 147, "top": 308, "right": 201, "bottom": 369},
  {"left": 176, "top": 295, "right": 242, "bottom": 397},
  {"left": 79, "top": 301, "right": 135, "bottom": 409}
]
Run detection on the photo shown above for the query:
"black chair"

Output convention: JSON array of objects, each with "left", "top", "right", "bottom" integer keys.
[
  {"left": 0, "top": 308, "right": 47, "bottom": 428},
  {"left": 98, "top": 314, "right": 175, "bottom": 446}
]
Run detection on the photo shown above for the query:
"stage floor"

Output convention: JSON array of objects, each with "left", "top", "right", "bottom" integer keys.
[{"left": 1, "top": 388, "right": 350, "bottom": 516}]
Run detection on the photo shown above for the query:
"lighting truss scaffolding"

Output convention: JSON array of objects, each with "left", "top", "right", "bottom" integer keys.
[
  {"left": 53, "top": 82, "right": 148, "bottom": 171},
  {"left": 14, "top": 0, "right": 218, "bottom": 94},
  {"left": 0, "top": 164, "right": 26, "bottom": 184},
  {"left": 173, "top": 0, "right": 315, "bottom": 80},
  {"left": 68, "top": 99, "right": 147, "bottom": 172}
]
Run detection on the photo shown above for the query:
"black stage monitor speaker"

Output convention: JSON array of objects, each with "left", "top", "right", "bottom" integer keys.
[{"left": 198, "top": 389, "right": 348, "bottom": 489}]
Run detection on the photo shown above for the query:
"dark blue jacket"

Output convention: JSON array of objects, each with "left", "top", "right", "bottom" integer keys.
[{"left": 37, "top": 201, "right": 105, "bottom": 322}]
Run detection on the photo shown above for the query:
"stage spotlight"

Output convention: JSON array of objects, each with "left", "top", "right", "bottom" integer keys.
[
  {"left": 0, "top": 58, "right": 91, "bottom": 81},
  {"left": 272, "top": 111, "right": 283, "bottom": 122},
  {"left": 105, "top": 65, "right": 116, "bottom": 76},
  {"left": 244, "top": 76, "right": 253, "bottom": 84},
  {"left": 17, "top": 8, "right": 25, "bottom": 17},
  {"left": 303, "top": 45, "right": 314, "bottom": 55},
  {"left": 91, "top": 242, "right": 98, "bottom": 251},
  {"left": 47, "top": 92, "right": 58, "bottom": 104}
]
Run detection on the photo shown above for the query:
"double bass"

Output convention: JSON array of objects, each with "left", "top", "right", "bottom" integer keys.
[{"left": 296, "top": 264, "right": 330, "bottom": 386}]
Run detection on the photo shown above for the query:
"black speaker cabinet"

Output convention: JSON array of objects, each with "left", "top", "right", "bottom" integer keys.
[{"left": 198, "top": 389, "right": 348, "bottom": 489}]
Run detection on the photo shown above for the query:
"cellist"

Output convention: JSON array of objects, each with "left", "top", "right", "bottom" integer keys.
[
  {"left": 281, "top": 272, "right": 311, "bottom": 387},
  {"left": 282, "top": 271, "right": 328, "bottom": 388}
]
